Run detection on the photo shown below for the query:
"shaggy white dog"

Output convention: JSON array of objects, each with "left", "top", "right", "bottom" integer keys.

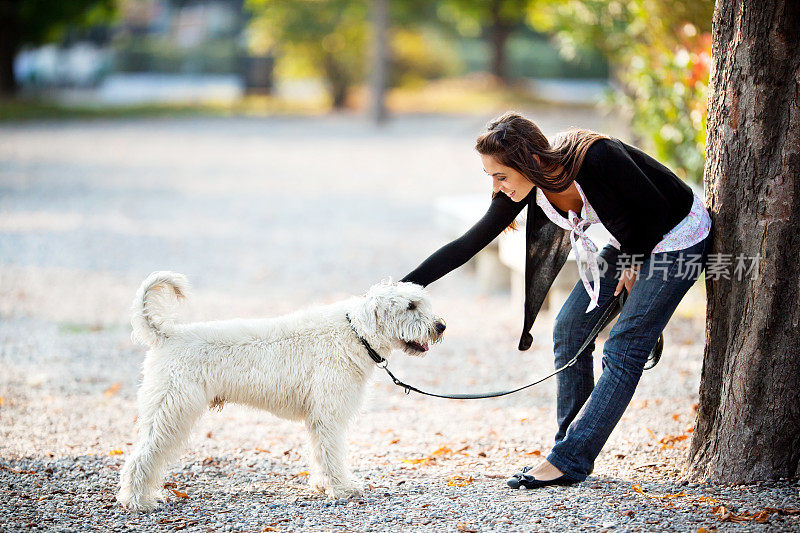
[{"left": 117, "top": 272, "right": 444, "bottom": 512}]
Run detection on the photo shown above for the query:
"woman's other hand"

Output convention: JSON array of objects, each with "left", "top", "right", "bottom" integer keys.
[{"left": 614, "top": 264, "right": 641, "bottom": 296}]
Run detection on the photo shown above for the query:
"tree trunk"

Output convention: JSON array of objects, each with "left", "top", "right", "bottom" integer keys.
[
  {"left": 322, "top": 53, "right": 350, "bottom": 110},
  {"left": 368, "top": 0, "right": 389, "bottom": 124},
  {"left": 686, "top": 0, "right": 800, "bottom": 483},
  {"left": 488, "top": 0, "right": 511, "bottom": 84},
  {"left": 0, "top": 0, "right": 18, "bottom": 96}
]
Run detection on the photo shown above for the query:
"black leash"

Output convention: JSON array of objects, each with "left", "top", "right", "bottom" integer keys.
[{"left": 346, "top": 288, "right": 661, "bottom": 400}]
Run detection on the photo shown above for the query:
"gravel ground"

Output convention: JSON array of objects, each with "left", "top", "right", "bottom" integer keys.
[{"left": 1, "top": 113, "right": 798, "bottom": 532}]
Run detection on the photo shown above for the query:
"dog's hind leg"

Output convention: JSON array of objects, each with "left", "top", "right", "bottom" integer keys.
[
  {"left": 117, "top": 380, "right": 205, "bottom": 512},
  {"left": 304, "top": 416, "right": 362, "bottom": 499}
]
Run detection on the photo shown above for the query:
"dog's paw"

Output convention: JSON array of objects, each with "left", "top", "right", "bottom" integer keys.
[
  {"left": 116, "top": 489, "right": 162, "bottom": 512},
  {"left": 325, "top": 481, "right": 364, "bottom": 499},
  {"left": 310, "top": 476, "right": 363, "bottom": 499}
]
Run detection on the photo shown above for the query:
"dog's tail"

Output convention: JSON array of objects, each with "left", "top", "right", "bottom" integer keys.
[{"left": 131, "top": 271, "right": 190, "bottom": 347}]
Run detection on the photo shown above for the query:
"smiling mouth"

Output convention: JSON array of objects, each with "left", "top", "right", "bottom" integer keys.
[{"left": 405, "top": 340, "right": 429, "bottom": 352}]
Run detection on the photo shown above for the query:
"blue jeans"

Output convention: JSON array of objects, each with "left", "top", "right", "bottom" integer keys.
[{"left": 546, "top": 235, "right": 711, "bottom": 481}]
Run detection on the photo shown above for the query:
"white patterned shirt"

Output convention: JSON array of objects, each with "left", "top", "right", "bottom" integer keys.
[{"left": 536, "top": 182, "right": 711, "bottom": 312}]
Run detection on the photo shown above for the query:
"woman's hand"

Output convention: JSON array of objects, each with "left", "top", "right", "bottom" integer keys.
[{"left": 614, "top": 264, "right": 641, "bottom": 296}]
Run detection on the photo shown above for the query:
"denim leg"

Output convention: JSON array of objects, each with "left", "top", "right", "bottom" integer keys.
[
  {"left": 548, "top": 236, "right": 710, "bottom": 481},
  {"left": 553, "top": 244, "right": 622, "bottom": 443}
]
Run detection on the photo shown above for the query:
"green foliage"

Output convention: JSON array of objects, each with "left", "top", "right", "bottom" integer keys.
[
  {"left": 437, "top": 0, "right": 531, "bottom": 38},
  {"left": 15, "top": 0, "right": 117, "bottom": 46},
  {"left": 616, "top": 29, "right": 711, "bottom": 182},
  {"left": 530, "top": 0, "right": 714, "bottom": 183},
  {"left": 246, "top": 0, "right": 369, "bottom": 108},
  {"left": 390, "top": 29, "right": 461, "bottom": 88}
]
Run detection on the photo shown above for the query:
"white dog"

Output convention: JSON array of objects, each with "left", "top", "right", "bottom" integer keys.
[{"left": 117, "top": 272, "right": 444, "bottom": 512}]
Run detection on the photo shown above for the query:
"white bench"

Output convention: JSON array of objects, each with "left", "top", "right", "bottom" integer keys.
[
  {"left": 435, "top": 194, "right": 612, "bottom": 310},
  {"left": 434, "top": 195, "right": 511, "bottom": 292}
]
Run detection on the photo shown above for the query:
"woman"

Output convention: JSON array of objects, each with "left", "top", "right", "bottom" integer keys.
[{"left": 400, "top": 112, "right": 712, "bottom": 489}]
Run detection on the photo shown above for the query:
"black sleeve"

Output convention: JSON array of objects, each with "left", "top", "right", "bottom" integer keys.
[{"left": 400, "top": 193, "right": 526, "bottom": 287}]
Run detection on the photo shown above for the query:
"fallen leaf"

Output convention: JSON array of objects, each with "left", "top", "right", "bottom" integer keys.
[
  {"left": 389, "top": 438, "right": 400, "bottom": 444},
  {"left": 713, "top": 505, "right": 751, "bottom": 522},
  {"left": 646, "top": 428, "right": 657, "bottom": 440},
  {"left": 263, "top": 528, "right": 280, "bottom": 532},
  {"left": 295, "top": 471, "right": 309, "bottom": 477},
  {"left": 401, "top": 458, "right": 434, "bottom": 465},
  {"left": 104, "top": 382, "right": 121, "bottom": 398},
  {"left": 255, "top": 448, "right": 269, "bottom": 453},
  {"left": 430, "top": 446, "right": 453, "bottom": 456},
  {"left": 170, "top": 489, "right": 189, "bottom": 499},
  {"left": 523, "top": 450, "right": 541, "bottom": 456},
  {"left": 672, "top": 414, "right": 680, "bottom": 421},
  {"left": 447, "top": 475, "right": 474, "bottom": 487},
  {"left": 631, "top": 484, "right": 686, "bottom": 499},
  {"left": 763, "top": 507, "right": 800, "bottom": 515},
  {"left": 456, "top": 522, "right": 477, "bottom": 532},
  {"left": 109, "top": 449, "right": 123, "bottom": 456},
  {"left": 0, "top": 397, "right": 4, "bottom": 406},
  {"left": 163, "top": 482, "right": 177, "bottom": 489},
  {"left": 0, "top": 465, "right": 36, "bottom": 474}
]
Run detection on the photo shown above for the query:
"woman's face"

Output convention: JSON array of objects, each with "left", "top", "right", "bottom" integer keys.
[{"left": 481, "top": 154, "right": 534, "bottom": 202}]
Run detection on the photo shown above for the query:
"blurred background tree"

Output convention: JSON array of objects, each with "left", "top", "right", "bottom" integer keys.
[
  {"left": 436, "top": 0, "right": 530, "bottom": 84},
  {"left": 0, "top": 0, "right": 117, "bottom": 96},
  {"left": 530, "top": 0, "right": 714, "bottom": 183},
  {"left": 246, "top": 0, "right": 371, "bottom": 109}
]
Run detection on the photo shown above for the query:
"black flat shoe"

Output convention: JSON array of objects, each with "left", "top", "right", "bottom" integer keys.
[{"left": 506, "top": 467, "right": 580, "bottom": 489}]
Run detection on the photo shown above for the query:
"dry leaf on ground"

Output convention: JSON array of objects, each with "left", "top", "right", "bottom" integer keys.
[
  {"left": 447, "top": 475, "right": 474, "bottom": 487},
  {"left": 104, "top": 382, "right": 121, "bottom": 397}
]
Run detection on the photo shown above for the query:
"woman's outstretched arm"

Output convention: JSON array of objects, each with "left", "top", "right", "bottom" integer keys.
[{"left": 401, "top": 192, "right": 527, "bottom": 287}]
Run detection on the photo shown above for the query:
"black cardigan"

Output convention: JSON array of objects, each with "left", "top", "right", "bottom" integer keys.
[{"left": 401, "top": 137, "right": 694, "bottom": 350}]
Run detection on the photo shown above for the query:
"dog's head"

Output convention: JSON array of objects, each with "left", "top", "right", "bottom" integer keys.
[{"left": 353, "top": 280, "right": 445, "bottom": 356}]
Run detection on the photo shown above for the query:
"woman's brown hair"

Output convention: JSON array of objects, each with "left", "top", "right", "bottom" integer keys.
[{"left": 476, "top": 111, "right": 607, "bottom": 193}]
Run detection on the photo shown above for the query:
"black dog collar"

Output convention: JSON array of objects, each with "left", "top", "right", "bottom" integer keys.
[{"left": 345, "top": 313, "right": 385, "bottom": 365}]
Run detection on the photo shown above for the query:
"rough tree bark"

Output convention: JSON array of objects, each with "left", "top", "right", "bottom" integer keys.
[{"left": 686, "top": 0, "right": 800, "bottom": 483}]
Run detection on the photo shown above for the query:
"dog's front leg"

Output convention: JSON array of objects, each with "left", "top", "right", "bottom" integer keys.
[{"left": 304, "top": 418, "right": 362, "bottom": 499}]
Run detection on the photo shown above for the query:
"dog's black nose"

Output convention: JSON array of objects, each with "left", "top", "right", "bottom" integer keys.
[{"left": 435, "top": 322, "right": 446, "bottom": 333}]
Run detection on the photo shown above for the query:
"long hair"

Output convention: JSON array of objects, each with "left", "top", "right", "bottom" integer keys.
[{"left": 475, "top": 112, "right": 608, "bottom": 193}]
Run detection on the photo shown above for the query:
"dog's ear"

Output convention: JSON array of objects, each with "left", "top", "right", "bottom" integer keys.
[{"left": 354, "top": 288, "right": 380, "bottom": 335}]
